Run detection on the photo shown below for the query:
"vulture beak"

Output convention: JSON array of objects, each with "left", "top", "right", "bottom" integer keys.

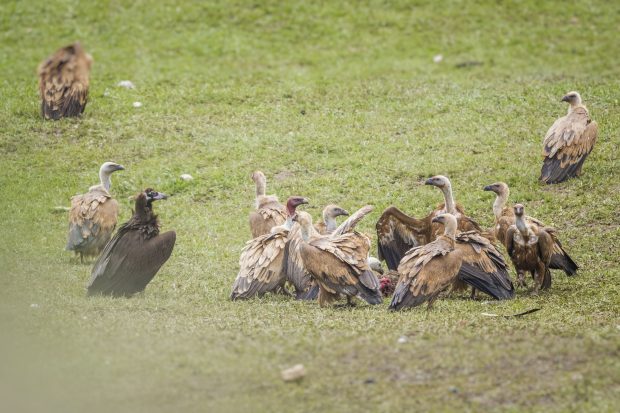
[
  {"left": 337, "top": 208, "right": 350, "bottom": 217},
  {"left": 301, "top": 198, "right": 310, "bottom": 206},
  {"left": 431, "top": 216, "right": 442, "bottom": 224},
  {"left": 561, "top": 95, "right": 570, "bottom": 102},
  {"left": 151, "top": 192, "right": 168, "bottom": 201},
  {"left": 424, "top": 178, "right": 434, "bottom": 186},
  {"left": 483, "top": 185, "right": 493, "bottom": 191},
  {"left": 116, "top": 164, "right": 125, "bottom": 171}
]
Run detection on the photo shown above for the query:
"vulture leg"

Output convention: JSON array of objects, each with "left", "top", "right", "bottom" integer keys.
[
  {"left": 516, "top": 271, "right": 527, "bottom": 289},
  {"left": 470, "top": 288, "right": 477, "bottom": 300}
]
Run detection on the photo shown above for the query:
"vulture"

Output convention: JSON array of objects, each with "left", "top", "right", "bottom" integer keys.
[
  {"left": 483, "top": 182, "right": 577, "bottom": 276},
  {"left": 376, "top": 175, "right": 481, "bottom": 270},
  {"left": 231, "top": 196, "right": 309, "bottom": 300},
  {"left": 286, "top": 204, "right": 350, "bottom": 300},
  {"left": 87, "top": 189, "right": 175, "bottom": 297},
  {"left": 295, "top": 206, "right": 383, "bottom": 307},
  {"left": 540, "top": 91, "right": 598, "bottom": 184},
  {"left": 249, "top": 171, "right": 287, "bottom": 238},
  {"left": 389, "top": 214, "right": 514, "bottom": 311},
  {"left": 38, "top": 42, "right": 92, "bottom": 120},
  {"left": 505, "top": 204, "right": 554, "bottom": 293},
  {"left": 66, "top": 162, "right": 125, "bottom": 262}
]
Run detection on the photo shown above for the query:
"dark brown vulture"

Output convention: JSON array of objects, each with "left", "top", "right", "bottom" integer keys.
[
  {"left": 38, "top": 42, "right": 92, "bottom": 120},
  {"left": 295, "top": 206, "right": 383, "bottom": 307},
  {"left": 66, "top": 162, "right": 124, "bottom": 262},
  {"left": 87, "top": 189, "right": 175, "bottom": 297},
  {"left": 506, "top": 204, "right": 555, "bottom": 293},
  {"left": 231, "top": 196, "right": 309, "bottom": 300},
  {"left": 389, "top": 214, "right": 514, "bottom": 311},
  {"left": 249, "top": 171, "right": 287, "bottom": 238},
  {"left": 483, "top": 182, "right": 577, "bottom": 276},
  {"left": 540, "top": 91, "right": 598, "bottom": 184},
  {"left": 286, "top": 204, "right": 350, "bottom": 300},
  {"left": 376, "top": 175, "right": 481, "bottom": 270}
]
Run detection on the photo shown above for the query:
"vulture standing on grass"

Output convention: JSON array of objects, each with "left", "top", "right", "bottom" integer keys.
[
  {"left": 231, "top": 196, "right": 309, "bottom": 300},
  {"left": 389, "top": 214, "right": 514, "bottom": 311},
  {"left": 38, "top": 42, "right": 92, "bottom": 120},
  {"left": 295, "top": 206, "right": 383, "bottom": 307},
  {"left": 540, "top": 91, "right": 598, "bottom": 184},
  {"left": 376, "top": 175, "right": 481, "bottom": 270},
  {"left": 87, "top": 189, "right": 176, "bottom": 297},
  {"left": 506, "top": 204, "right": 554, "bottom": 293},
  {"left": 483, "top": 182, "right": 578, "bottom": 276},
  {"left": 286, "top": 204, "right": 350, "bottom": 300},
  {"left": 66, "top": 162, "right": 124, "bottom": 262},
  {"left": 249, "top": 171, "right": 287, "bottom": 238}
]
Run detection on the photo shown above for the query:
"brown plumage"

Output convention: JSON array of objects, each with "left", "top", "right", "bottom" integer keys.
[
  {"left": 376, "top": 175, "right": 481, "bottom": 270},
  {"left": 87, "top": 189, "right": 175, "bottom": 297},
  {"left": 248, "top": 171, "right": 287, "bottom": 238},
  {"left": 231, "top": 196, "right": 308, "bottom": 300},
  {"left": 66, "top": 162, "right": 124, "bottom": 262},
  {"left": 389, "top": 214, "right": 514, "bottom": 311},
  {"left": 505, "top": 204, "right": 555, "bottom": 293},
  {"left": 483, "top": 182, "right": 578, "bottom": 276},
  {"left": 295, "top": 207, "right": 382, "bottom": 306},
  {"left": 38, "top": 42, "right": 92, "bottom": 120},
  {"left": 540, "top": 91, "right": 598, "bottom": 184},
  {"left": 287, "top": 204, "right": 350, "bottom": 300}
]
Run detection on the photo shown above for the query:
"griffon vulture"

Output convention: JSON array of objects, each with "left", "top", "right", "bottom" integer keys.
[
  {"left": 231, "top": 196, "right": 309, "bottom": 300},
  {"left": 87, "top": 189, "right": 175, "bottom": 297},
  {"left": 295, "top": 206, "right": 383, "bottom": 306},
  {"left": 249, "top": 171, "right": 287, "bottom": 238},
  {"left": 389, "top": 214, "right": 514, "bottom": 311},
  {"left": 505, "top": 204, "right": 554, "bottom": 293},
  {"left": 540, "top": 91, "right": 598, "bottom": 184},
  {"left": 483, "top": 182, "right": 577, "bottom": 276},
  {"left": 376, "top": 175, "right": 482, "bottom": 270},
  {"left": 38, "top": 42, "right": 92, "bottom": 120},
  {"left": 66, "top": 162, "right": 124, "bottom": 262}
]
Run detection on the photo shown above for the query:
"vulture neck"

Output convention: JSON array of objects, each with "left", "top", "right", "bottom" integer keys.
[
  {"left": 99, "top": 170, "right": 113, "bottom": 192},
  {"left": 493, "top": 190, "right": 509, "bottom": 219},
  {"left": 443, "top": 218, "right": 457, "bottom": 240},
  {"left": 515, "top": 215, "right": 529, "bottom": 238},
  {"left": 299, "top": 221, "right": 318, "bottom": 242},
  {"left": 323, "top": 213, "right": 337, "bottom": 233},
  {"left": 283, "top": 215, "right": 294, "bottom": 231},
  {"left": 255, "top": 178, "right": 266, "bottom": 198},
  {"left": 440, "top": 184, "right": 457, "bottom": 215}
]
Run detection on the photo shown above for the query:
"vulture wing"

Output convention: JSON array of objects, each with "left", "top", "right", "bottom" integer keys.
[
  {"left": 332, "top": 205, "right": 373, "bottom": 236},
  {"left": 376, "top": 206, "right": 429, "bottom": 271},
  {"left": 285, "top": 225, "right": 316, "bottom": 299},
  {"left": 455, "top": 232, "right": 514, "bottom": 300},
  {"left": 389, "top": 237, "right": 458, "bottom": 310},
  {"left": 66, "top": 187, "right": 119, "bottom": 256},
  {"left": 542, "top": 227, "right": 578, "bottom": 276},
  {"left": 249, "top": 205, "right": 287, "bottom": 238},
  {"left": 38, "top": 44, "right": 90, "bottom": 120},
  {"left": 541, "top": 107, "right": 598, "bottom": 184},
  {"left": 231, "top": 228, "right": 289, "bottom": 299},
  {"left": 87, "top": 228, "right": 176, "bottom": 297}
]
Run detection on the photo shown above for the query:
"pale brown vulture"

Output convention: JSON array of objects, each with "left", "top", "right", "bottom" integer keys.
[
  {"left": 505, "top": 204, "right": 554, "bottom": 293},
  {"left": 231, "top": 196, "right": 309, "bottom": 300},
  {"left": 376, "top": 175, "right": 481, "bottom": 270},
  {"left": 483, "top": 182, "right": 577, "bottom": 276},
  {"left": 66, "top": 162, "right": 124, "bottom": 262},
  {"left": 38, "top": 42, "right": 92, "bottom": 120},
  {"left": 295, "top": 206, "right": 383, "bottom": 306},
  {"left": 389, "top": 214, "right": 514, "bottom": 311},
  {"left": 249, "top": 171, "right": 287, "bottom": 238},
  {"left": 540, "top": 91, "right": 598, "bottom": 184},
  {"left": 87, "top": 189, "right": 175, "bottom": 297},
  {"left": 286, "top": 204, "right": 350, "bottom": 300}
]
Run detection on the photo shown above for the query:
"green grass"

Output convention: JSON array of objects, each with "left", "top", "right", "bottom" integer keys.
[{"left": 1, "top": 0, "right": 619, "bottom": 411}]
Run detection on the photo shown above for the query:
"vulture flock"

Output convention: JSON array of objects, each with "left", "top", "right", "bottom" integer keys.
[{"left": 47, "top": 43, "right": 594, "bottom": 309}]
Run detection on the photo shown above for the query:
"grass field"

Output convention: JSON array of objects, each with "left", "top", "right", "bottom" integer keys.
[{"left": 1, "top": 0, "right": 619, "bottom": 411}]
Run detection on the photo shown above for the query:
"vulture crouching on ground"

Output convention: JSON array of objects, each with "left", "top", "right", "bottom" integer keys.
[
  {"left": 287, "top": 204, "right": 350, "bottom": 300},
  {"left": 231, "top": 196, "right": 309, "bottom": 300},
  {"left": 295, "top": 206, "right": 383, "bottom": 307},
  {"left": 540, "top": 91, "right": 598, "bottom": 184},
  {"left": 66, "top": 162, "right": 124, "bottom": 262},
  {"left": 249, "top": 171, "right": 287, "bottom": 238},
  {"left": 38, "top": 42, "right": 92, "bottom": 120},
  {"left": 483, "top": 182, "right": 577, "bottom": 276},
  {"left": 506, "top": 204, "right": 554, "bottom": 293},
  {"left": 389, "top": 214, "right": 513, "bottom": 311},
  {"left": 87, "top": 189, "right": 175, "bottom": 297},
  {"left": 376, "top": 175, "right": 481, "bottom": 271}
]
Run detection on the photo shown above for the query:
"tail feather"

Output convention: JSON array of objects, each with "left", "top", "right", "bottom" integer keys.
[{"left": 549, "top": 252, "right": 578, "bottom": 276}]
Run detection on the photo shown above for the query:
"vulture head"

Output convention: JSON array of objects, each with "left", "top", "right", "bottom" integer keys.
[
  {"left": 483, "top": 182, "right": 509, "bottom": 196},
  {"left": 561, "top": 91, "right": 582, "bottom": 106},
  {"left": 251, "top": 170, "right": 266, "bottom": 185},
  {"left": 431, "top": 213, "right": 458, "bottom": 236},
  {"left": 323, "top": 204, "right": 349, "bottom": 220},
  {"left": 425, "top": 175, "right": 451, "bottom": 189},
  {"left": 367, "top": 256, "right": 384, "bottom": 275},
  {"left": 286, "top": 196, "right": 309, "bottom": 218},
  {"left": 513, "top": 203, "right": 525, "bottom": 217},
  {"left": 145, "top": 188, "right": 167, "bottom": 207},
  {"left": 100, "top": 161, "right": 125, "bottom": 175},
  {"left": 292, "top": 210, "right": 313, "bottom": 227}
]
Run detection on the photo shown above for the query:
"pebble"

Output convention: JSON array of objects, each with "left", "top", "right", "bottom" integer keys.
[
  {"left": 117, "top": 80, "right": 135, "bottom": 89},
  {"left": 397, "top": 336, "right": 408, "bottom": 344},
  {"left": 281, "top": 364, "right": 306, "bottom": 382},
  {"left": 433, "top": 54, "right": 443, "bottom": 63},
  {"left": 180, "top": 174, "right": 194, "bottom": 181},
  {"left": 133, "top": 101, "right": 143, "bottom": 108}
]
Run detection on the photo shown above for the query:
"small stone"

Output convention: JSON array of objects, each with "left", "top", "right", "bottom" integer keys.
[
  {"left": 30, "top": 303, "right": 39, "bottom": 308},
  {"left": 433, "top": 54, "right": 443, "bottom": 63},
  {"left": 397, "top": 336, "right": 407, "bottom": 344},
  {"left": 363, "top": 378, "right": 376, "bottom": 384},
  {"left": 132, "top": 101, "right": 143, "bottom": 108},
  {"left": 180, "top": 174, "right": 193, "bottom": 181},
  {"left": 448, "top": 386, "right": 459, "bottom": 394},
  {"left": 117, "top": 80, "right": 135, "bottom": 89},
  {"left": 281, "top": 364, "right": 306, "bottom": 382}
]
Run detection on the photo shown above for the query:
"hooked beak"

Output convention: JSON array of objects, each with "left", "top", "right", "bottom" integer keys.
[
  {"left": 337, "top": 208, "right": 349, "bottom": 217},
  {"left": 115, "top": 164, "right": 125, "bottom": 171},
  {"left": 431, "top": 216, "right": 442, "bottom": 224},
  {"left": 561, "top": 95, "right": 570, "bottom": 102},
  {"left": 424, "top": 178, "right": 434, "bottom": 186},
  {"left": 300, "top": 198, "right": 310, "bottom": 206},
  {"left": 152, "top": 192, "right": 168, "bottom": 200},
  {"left": 483, "top": 185, "right": 493, "bottom": 191}
]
